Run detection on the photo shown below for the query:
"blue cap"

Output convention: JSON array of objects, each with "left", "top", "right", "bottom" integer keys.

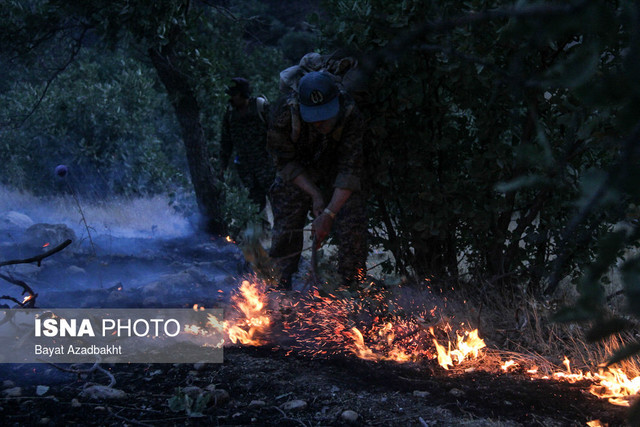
[{"left": 298, "top": 71, "right": 340, "bottom": 122}]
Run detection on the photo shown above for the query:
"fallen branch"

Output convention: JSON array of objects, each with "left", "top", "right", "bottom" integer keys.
[
  {"left": 0, "top": 273, "right": 37, "bottom": 307},
  {"left": 49, "top": 360, "right": 116, "bottom": 388},
  {"left": 0, "top": 239, "right": 72, "bottom": 267}
]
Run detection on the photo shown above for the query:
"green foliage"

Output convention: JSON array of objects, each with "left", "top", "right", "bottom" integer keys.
[
  {"left": 220, "top": 170, "right": 262, "bottom": 240},
  {"left": 321, "top": 0, "right": 623, "bottom": 295},
  {"left": 0, "top": 48, "right": 185, "bottom": 198},
  {"left": 167, "top": 387, "right": 210, "bottom": 418}
]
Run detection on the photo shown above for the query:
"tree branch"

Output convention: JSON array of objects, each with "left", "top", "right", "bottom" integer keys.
[{"left": 0, "top": 239, "right": 73, "bottom": 268}]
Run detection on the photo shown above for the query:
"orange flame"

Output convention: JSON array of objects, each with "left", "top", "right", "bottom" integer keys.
[
  {"left": 434, "top": 329, "right": 486, "bottom": 370},
  {"left": 223, "top": 280, "right": 271, "bottom": 345},
  {"left": 42, "top": 242, "right": 50, "bottom": 248}
]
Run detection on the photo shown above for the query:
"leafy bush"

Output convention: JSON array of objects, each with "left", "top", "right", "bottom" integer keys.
[{"left": 320, "top": 0, "right": 624, "bottom": 295}]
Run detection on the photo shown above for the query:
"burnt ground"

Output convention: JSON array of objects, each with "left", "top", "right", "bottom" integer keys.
[
  {"left": 0, "top": 345, "right": 629, "bottom": 426},
  {"left": 0, "top": 222, "right": 633, "bottom": 426}
]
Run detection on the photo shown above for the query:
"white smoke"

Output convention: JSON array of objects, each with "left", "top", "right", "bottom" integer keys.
[{"left": 0, "top": 186, "right": 194, "bottom": 239}]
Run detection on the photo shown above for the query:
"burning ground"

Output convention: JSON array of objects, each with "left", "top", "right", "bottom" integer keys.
[{"left": 0, "top": 194, "right": 635, "bottom": 426}]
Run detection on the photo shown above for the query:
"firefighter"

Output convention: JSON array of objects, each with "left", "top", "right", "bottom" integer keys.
[{"left": 267, "top": 71, "right": 367, "bottom": 289}]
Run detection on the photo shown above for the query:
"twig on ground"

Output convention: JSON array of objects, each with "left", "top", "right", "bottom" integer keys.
[
  {"left": 107, "top": 407, "right": 155, "bottom": 427},
  {"left": 271, "top": 406, "right": 309, "bottom": 427},
  {"left": 0, "top": 239, "right": 72, "bottom": 268},
  {"left": 49, "top": 360, "right": 116, "bottom": 388}
]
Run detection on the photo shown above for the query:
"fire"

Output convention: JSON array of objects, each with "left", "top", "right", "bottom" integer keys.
[
  {"left": 223, "top": 280, "right": 271, "bottom": 345},
  {"left": 219, "top": 278, "right": 640, "bottom": 408},
  {"left": 433, "top": 329, "right": 486, "bottom": 370},
  {"left": 42, "top": 242, "right": 50, "bottom": 248}
]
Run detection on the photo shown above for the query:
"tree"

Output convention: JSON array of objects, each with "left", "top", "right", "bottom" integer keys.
[
  {"left": 320, "top": 0, "right": 625, "bottom": 297},
  {"left": 0, "top": 0, "right": 265, "bottom": 234}
]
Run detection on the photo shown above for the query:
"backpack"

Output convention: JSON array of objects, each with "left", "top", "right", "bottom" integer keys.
[{"left": 279, "top": 52, "right": 360, "bottom": 142}]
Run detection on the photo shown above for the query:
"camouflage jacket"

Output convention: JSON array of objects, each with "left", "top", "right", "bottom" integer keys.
[
  {"left": 266, "top": 93, "right": 365, "bottom": 192},
  {"left": 220, "top": 97, "right": 270, "bottom": 171}
]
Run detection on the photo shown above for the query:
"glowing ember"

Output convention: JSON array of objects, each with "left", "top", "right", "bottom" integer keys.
[
  {"left": 219, "top": 279, "right": 640, "bottom": 408},
  {"left": 42, "top": 242, "right": 50, "bottom": 248},
  {"left": 225, "top": 236, "right": 233, "bottom": 243},
  {"left": 223, "top": 280, "right": 271, "bottom": 345},
  {"left": 501, "top": 360, "right": 517, "bottom": 372}
]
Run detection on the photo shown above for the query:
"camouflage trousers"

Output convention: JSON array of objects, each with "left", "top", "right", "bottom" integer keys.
[
  {"left": 237, "top": 162, "right": 274, "bottom": 211},
  {"left": 269, "top": 176, "right": 367, "bottom": 287}
]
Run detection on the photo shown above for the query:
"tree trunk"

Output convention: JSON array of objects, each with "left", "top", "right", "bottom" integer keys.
[{"left": 148, "top": 46, "right": 225, "bottom": 235}]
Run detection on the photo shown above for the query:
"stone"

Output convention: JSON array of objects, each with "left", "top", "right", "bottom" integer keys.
[
  {"left": 449, "top": 388, "right": 465, "bottom": 397},
  {"left": 1, "top": 211, "right": 34, "bottom": 229},
  {"left": 281, "top": 399, "right": 307, "bottom": 411},
  {"left": 249, "top": 400, "right": 265, "bottom": 407},
  {"left": 25, "top": 223, "right": 76, "bottom": 248},
  {"left": 3, "top": 387, "right": 22, "bottom": 397},
  {"left": 413, "top": 390, "right": 430, "bottom": 398},
  {"left": 2, "top": 380, "right": 15, "bottom": 389},
  {"left": 204, "top": 386, "right": 229, "bottom": 406},
  {"left": 341, "top": 410, "right": 359, "bottom": 423},
  {"left": 71, "top": 398, "right": 81, "bottom": 408},
  {"left": 79, "top": 385, "right": 127, "bottom": 400}
]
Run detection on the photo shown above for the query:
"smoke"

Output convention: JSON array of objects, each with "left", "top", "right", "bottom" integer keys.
[
  {"left": 0, "top": 185, "right": 194, "bottom": 240},
  {"left": 0, "top": 186, "right": 245, "bottom": 309}
]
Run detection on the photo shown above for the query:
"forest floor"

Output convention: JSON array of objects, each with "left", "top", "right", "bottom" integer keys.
[
  {"left": 0, "top": 345, "right": 628, "bottom": 426},
  {"left": 0, "top": 211, "right": 633, "bottom": 426}
]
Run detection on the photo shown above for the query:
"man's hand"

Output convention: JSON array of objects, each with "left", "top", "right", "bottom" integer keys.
[
  {"left": 311, "top": 212, "right": 334, "bottom": 248},
  {"left": 312, "top": 195, "right": 324, "bottom": 217}
]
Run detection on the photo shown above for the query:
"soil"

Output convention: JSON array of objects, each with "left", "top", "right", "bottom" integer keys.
[
  {"left": 0, "top": 345, "right": 629, "bottom": 426},
  {"left": 0, "top": 223, "right": 632, "bottom": 426}
]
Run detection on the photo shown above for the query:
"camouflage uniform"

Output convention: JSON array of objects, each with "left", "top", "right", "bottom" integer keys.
[
  {"left": 220, "top": 97, "right": 275, "bottom": 210},
  {"left": 267, "top": 93, "right": 368, "bottom": 286}
]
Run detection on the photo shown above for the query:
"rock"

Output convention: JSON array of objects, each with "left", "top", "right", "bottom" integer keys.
[
  {"left": 341, "top": 410, "right": 359, "bottom": 423},
  {"left": 141, "top": 281, "right": 168, "bottom": 298},
  {"left": 38, "top": 418, "right": 50, "bottom": 425},
  {"left": 71, "top": 398, "right": 81, "bottom": 408},
  {"left": 413, "top": 390, "right": 430, "bottom": 398},
  {"left": 25, "top": 223, "right": 76, "bottom": 248},
  {"left": 2, "top": 380, "right": 15, "bottom": 389},
  {"left": 193, "top": 362, "right": 206, "bottom": 371},
  {"left": 79, "top": 385, "right": 127, "bottom": 400},
  {"left": 204, "top": 386, "right": 229, "bottom": 406},
  {"left": 249, "top": 400, "right": 265, "bottom": 407},
  {"left": 36, "top": 385, "right": 49, "bottom": 396},
  {"left": 67, "top": 265, "right": 86, "bottom": 275},
  {"left": 449, "top": 388, "right": 465, "bottom": 398},
  {"left": 1, "top": 211, "right": 34, "bottom": 229},
  {"left": 281, "top": 399, "right": 307, "bottom": 411},
  {"left": 3, "top": 387, "right": 22, "bottom": 397}
]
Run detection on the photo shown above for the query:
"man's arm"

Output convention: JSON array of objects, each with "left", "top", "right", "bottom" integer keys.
[{"left": 312, "top": 187, "right": 353, "bottom": 246}]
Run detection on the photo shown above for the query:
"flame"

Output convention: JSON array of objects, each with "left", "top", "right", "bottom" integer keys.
[
  {"left": 42, "top": 242, "right": 50, "bottom": 248},
  {"left": 225, "top": 236, "right": 233, "bottom": 243},
  {"left": 218, "top": 278, "right": 640, "bottom": 408},
  {"left": 434, "top": 329, "right": 486, "bottom": 370},
  {"left": 223, "top": 280, "right": 271, "bottom": 345},
  {"left": 501, "top": 360, "right": 517, "bottom": 372},
  {"left": 22, "top": 295, "right": 33, "bottom": 304}
]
